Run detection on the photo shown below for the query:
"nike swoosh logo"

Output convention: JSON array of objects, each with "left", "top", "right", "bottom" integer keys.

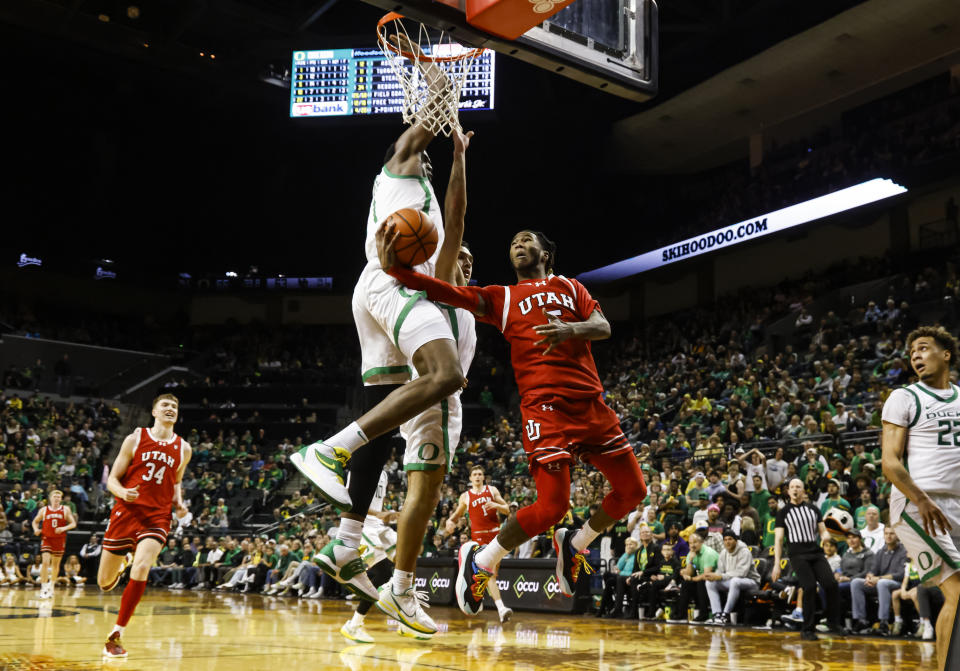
[
  {"left": 314, "top": 451, "right": 341, "bottom": 471},
  {"left": 394, "top": 593, "right": 417, "bottom": 618}
]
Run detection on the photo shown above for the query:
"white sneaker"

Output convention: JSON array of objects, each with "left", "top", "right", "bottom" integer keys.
[
  {"left": 315, "top": 540, "right": 378, "bottom": 602},
  {"left": 376, "top": 584, "right": 437, "bottom": 635},
  {"left": 306, "top": 587, "right": 322, "bottom": 599},
  {"left": 922, "top": 621, "right": 935, "bottom": 640},
  {"left": 499, "top": 607, "right": 513, "bottom": 623},
  {"left": 340, "top": 619, "right": 375, "bottom": 644},
  {"left": 290, "top": 441, "right": 352, "bottom": 510}
]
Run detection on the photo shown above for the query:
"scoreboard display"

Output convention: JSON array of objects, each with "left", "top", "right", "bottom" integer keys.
[{"left": 290, "top": 48, "right": 495, "bottom": 118}]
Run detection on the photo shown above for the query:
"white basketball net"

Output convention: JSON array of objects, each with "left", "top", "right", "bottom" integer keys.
[{"left": 377, "top": 14, "right": 484, "bottom": 137}]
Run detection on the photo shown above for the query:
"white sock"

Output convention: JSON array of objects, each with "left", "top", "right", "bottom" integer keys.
[
  {"left": 337, "top": 518, "right": 363, "bottom": 549},
  {"left": 111, "top": 625, "right": 125, "bottom": 636},
  {"left": 323, "top": 422, "right": 369, "bottom": 455},
  {"left": 922, "top": 618, "right": 932, "bottom": 626},
  {"left": 475, "top": 538, "right": 510, "bottom": 572},
  {"left": 494, "top": 598, "right": 506, "bottom": 611},
  {"left": 351, "top": 610, "right": 366, "bottom": 626},
  {"left": 392, "top": 570, "right": 414, "bottom": 594},
  {"left": 570, "top": 522, "right": 600, "bottom": 552},
  {"left": 894, "top": 615, "right": 903, "bottom": 623}
]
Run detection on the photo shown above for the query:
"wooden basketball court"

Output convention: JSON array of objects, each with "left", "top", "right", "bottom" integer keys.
[{"left": 0, "top": 588, "right": 937, "bottom": 670}]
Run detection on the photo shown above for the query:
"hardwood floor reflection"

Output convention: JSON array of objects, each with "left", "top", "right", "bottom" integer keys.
[{"left": 0, "top": 587, "right": 937, "bottom": 670}]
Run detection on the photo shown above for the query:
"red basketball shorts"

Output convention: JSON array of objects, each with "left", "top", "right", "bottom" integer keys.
[
  {"left": 103, "top": 504, "right": 171, "bottom": 555},
  {"left": 520, "top": 394, "right": 632, "bottom": 465},
  {"left": 41, "top": 534, "right": 66, "bottom": 556},
  {"left": 471, "top": 528, "right": 500, "bottom": 546}
]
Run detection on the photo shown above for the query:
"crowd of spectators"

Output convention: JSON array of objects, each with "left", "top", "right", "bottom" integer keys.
[{"left": 2, "top": 72, "right": 958, "bottom": 638}]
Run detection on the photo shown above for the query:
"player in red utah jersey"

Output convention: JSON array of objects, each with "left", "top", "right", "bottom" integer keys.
[
  {"left": 98, "top": 393, "right": 192, "bottom": 659},
  {"left": 446, "top": 466, "right": 513, "bottom": 621},
  {"left": 377, "top": 225, "right": 647, "bottom": 617},
  {"left": 31, "top": 489, "right": 77, "bottom": 599}
]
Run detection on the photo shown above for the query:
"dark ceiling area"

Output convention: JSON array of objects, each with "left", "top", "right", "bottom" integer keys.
[{"left": 1, "top": 0, "right": 869, "bottom": 285}]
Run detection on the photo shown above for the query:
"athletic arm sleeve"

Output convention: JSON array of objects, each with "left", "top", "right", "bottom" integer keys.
[
  {"left": 387, "top": 266, "right": 505, "bottom": 327},
  {"left": 881, "top": 388, "right": 916, "bottom": 427}
]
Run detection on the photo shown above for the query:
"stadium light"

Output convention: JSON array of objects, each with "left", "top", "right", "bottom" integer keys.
[{"left": 577, "top": 177, "right": 908, "bottom": 284}]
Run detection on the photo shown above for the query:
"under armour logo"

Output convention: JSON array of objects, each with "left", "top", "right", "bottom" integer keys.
[
  {"left": 541, "top": 404, "right": 554, "bottom": 411},
  {"left": 534, "top": 280, "right": 548, "bottom": 287}
]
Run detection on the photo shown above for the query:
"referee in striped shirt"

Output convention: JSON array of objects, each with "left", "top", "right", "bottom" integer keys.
[{"left": 770, "top": 478, "right": 842, "bottom": 640}]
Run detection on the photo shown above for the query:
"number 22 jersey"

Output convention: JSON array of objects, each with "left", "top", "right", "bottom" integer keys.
[{"left": 118, "top": 428, "right": 183, "bottom": 514}]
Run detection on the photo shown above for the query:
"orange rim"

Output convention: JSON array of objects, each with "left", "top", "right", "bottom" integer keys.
[{"left": 377, "top": 12, "right": 484, "bottom": 63}]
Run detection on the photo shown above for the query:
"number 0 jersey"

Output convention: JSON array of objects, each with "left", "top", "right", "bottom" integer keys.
[
  {"left": 119, "top": 428, "right": 183, "bottom": 514},
  {"left": 40, "top": 505, "right": 66, "bottom": 537},
  {"left": 882, "top": 382, "right": 960, "bottom": 518}
]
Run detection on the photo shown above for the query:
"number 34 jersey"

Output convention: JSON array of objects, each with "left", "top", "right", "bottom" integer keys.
[
  {"left": 119, "top": 428, "right": 183, "bottom": 514},
  {"left": 883, "top": 382, "right": 960, "bottom": 501}
]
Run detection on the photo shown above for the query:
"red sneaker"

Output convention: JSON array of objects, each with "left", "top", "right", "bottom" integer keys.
[{"left": 103, "top": 631, "right": 128, "bottom": 658}]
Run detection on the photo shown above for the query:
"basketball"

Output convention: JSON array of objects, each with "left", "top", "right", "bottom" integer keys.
[{"left": 386, "top": 208, "right": 438, "bottom": 267}]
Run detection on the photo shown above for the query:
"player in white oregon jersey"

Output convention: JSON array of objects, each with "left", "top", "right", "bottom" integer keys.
[
  {"left": 291, "top": 50, "right": 474, "bottom": 629},
  {"left": 881, "top": 325, "right": 960, "bottom": 671}
]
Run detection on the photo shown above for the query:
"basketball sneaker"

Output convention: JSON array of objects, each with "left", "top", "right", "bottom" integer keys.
[
  {"left": 498, "top": 607, "right": 513, "bottom": 623},
  {"left": 316, "top": 540, "right": 378, "bottom": 602},
  {"left": 340, "top": 619, "right": 375, "bottom": 644},
  {"left": 455, "top": 541, "right": 491, "bottom": 616},
  {"left": 290, "top": 441, "right": 352, "bottom": 511},
  {"left": 398, "top": 622, "right": 433, "bottom": 640},
  {"left": 376, "top": 584, "right": 437, "bottom": 635},
  {"left": 553, "top": 528, "right": 594, "bottom": 597},
  {"left": 102, "top": 632, "right": 128, "bottom": 658},
  {"left": 102, "top": 552, "right": 133, "bottom": 593}
]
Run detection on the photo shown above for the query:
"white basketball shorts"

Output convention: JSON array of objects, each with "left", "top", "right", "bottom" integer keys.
[
  {"left": 400, "top": 391, "right": 462, "bottom": 472},
  {"left": 891, "top": 494, "right": 960, "bottom": 584},
  {"left": 352, "top": 263, "right": 454, "bottom": 386}
]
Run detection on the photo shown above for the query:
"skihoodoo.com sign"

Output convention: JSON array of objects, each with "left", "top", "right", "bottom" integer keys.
[{"left": 578, "top": 178, "right": 907, "bottom": 284}]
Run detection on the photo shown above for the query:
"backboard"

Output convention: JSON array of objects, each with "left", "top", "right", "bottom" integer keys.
[{"left": 357, "top": 0, "right": 658, "bottom": 101}]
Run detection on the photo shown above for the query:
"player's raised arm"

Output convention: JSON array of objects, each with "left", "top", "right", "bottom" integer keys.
[
  {"left": 435, "top": 129, "right": 474, "bottom": 285},
  {"left": 107, "top": 432, "right": 141, "bottom": 503},
  {"left": 376, "top": 222, "right": 495, "bottom": 319},
  {"left": 385, "top": 34, "right": 450, "bottom": 174}
]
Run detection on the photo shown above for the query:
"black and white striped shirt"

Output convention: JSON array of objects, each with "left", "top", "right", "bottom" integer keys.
[{"left": 775, "top": 502, "right": 823, "bottom": 555}]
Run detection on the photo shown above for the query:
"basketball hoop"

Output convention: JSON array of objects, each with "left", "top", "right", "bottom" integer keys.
[{"left": 377, "top": 12, "right": 485, "bottom": 137}]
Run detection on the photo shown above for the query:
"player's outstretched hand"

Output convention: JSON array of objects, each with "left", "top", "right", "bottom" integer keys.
[
  {"left": 389, "top": 33, "right": 424, "bottom": 60},
  {"left": 917, "top": 494, "right": 952, "bottom": 536},
  {"left": 533, "top": 308, "right": 575, "bottom": 355},
  {"left": 123, "top": 484, "right": 140, "bottom": 502},
  {"left": 453, "top": 129, "right": 474, "bottom": 156},
  {"left": 175, "top": 500, "right": 189, "bottom": 518},
  {"left": 376, "top": 221, "right": 400, "bottom": 270}
]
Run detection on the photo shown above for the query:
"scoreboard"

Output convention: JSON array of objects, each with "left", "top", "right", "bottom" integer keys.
[{"left": 290, "top": 48, "right": 495, "bottom": 118}]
